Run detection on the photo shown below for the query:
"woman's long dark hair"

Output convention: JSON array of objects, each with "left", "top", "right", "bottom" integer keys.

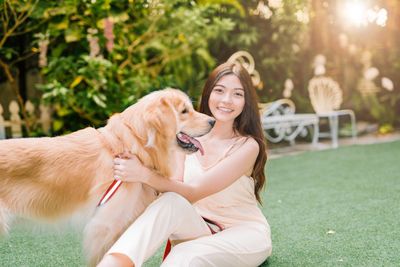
[{"left": 198, "top": 62, "right": 267, "bottom": 204}]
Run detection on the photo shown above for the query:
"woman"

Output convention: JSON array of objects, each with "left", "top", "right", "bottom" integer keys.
[{"left": 97, "top": 62, "right": 272, "bottom": 267}]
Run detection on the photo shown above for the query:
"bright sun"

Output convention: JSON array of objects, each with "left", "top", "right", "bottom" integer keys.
[
  {"left": 341, "top": 0, "right": 388, "bottom": 27},
  {"left": 343, "top": 1, "right": 368, "bottom": 26}
]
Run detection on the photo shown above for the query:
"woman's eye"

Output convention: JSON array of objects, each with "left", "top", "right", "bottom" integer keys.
[
  {"left": 181, "top": 108, "right": 188, "bottom": 114},
  {"left": 235, "top": 93, "right": 244, "bottom": 97},
  {"left": 213, "top": 88, "right": 223, "bottom": 93}
]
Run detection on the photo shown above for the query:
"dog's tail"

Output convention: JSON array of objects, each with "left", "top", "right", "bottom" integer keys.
[{"left": 0, "top": 200, "right": 11, "bottom": 236}]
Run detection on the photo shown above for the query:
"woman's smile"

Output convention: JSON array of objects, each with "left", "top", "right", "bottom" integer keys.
[{"left": 216, "top": 106, "right": 234, "bottom": 113}]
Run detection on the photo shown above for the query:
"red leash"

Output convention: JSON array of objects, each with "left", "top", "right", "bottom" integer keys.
[{"left": 97, "top": 179, "right": 123, "bottom": 207}]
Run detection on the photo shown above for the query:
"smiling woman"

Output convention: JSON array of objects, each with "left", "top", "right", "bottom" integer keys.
[{"left": 98, "top": 62, "right": 271, "bottom": 267}]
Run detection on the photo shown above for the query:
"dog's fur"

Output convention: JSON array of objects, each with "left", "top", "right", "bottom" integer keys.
[{"left": 0, "top": 88, "right": 214, "bottom": 266}]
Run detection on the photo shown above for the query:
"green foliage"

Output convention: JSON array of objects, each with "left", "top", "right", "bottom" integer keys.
[
  {"left": 31, "top": 0, "right": 237, "bottom": 132},
  {"left": 353, "top": 91, "right": 400, "bottom": 128},
  {"left": 342, "top": 46, "right": 400, "bottom": 128},
  {"left": 367, "top": 45, "right": 400, "bottom": 128}
]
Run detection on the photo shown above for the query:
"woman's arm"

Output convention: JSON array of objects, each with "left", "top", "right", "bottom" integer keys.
[
  {"left": 170, "top": 150, "right": 186, "bottom": 182},
  {"left": 114, "top": 138, "right": 259, "bottom": 203}
]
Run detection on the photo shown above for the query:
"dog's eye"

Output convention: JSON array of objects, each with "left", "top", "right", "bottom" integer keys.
[{"left": 181, "top": 108, "right": 188, "bottom": 114}]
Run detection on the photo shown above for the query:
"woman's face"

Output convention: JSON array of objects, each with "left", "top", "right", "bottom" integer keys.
[{"left": 208, "top": 74, "right": 245, "bottom": 123}]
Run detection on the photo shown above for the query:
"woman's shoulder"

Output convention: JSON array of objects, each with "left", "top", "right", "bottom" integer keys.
[
  {"left": 242, "top": 136, "right": 260, "bottom": 153},
  {"left": 229, "top": 135, "right": 259, "bottom": 157},
  {"left": 236, "top": 135, "right": 259, "bottom": 147}
]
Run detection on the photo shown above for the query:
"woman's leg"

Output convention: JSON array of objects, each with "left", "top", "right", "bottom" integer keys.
[
  {"left": 161, "top": 222, "right": 272, "bottom": 267},
  {"left": 97, "top": 192, "right": 211, "bottom": 267},
  {"left": 97, "top": 253, "right": 133, "bottom": 267}
]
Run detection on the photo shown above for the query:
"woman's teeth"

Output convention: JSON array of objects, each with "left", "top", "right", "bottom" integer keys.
[{"left": 218, "top": 107, "right": 233, "bottom": 112}]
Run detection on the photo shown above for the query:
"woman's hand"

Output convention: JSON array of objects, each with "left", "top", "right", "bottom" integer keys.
[{"left": 113, "top": 154, "right": 148, "bottom": 183}]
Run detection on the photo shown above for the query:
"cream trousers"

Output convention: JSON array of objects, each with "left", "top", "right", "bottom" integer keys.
[{"left": 107, "top": 192, "right": 272, "bottom": 267}]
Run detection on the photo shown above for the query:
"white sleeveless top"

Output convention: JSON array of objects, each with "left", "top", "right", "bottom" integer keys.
[{"left": 183, "top": 137, "right": 268, "bottom": 229}]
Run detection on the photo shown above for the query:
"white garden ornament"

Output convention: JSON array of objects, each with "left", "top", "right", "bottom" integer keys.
[{"left": 227, "top": 51, "right": 262, "bottom": 90}]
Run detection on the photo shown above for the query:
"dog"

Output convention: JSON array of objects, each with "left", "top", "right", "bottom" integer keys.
[{"left": 0, "top": 88, "right": 215, "bottom": 266}]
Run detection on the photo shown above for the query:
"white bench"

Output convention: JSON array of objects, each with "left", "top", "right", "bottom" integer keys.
[{"left": 261, "top": 99, "right": 319, "bottom": 145}]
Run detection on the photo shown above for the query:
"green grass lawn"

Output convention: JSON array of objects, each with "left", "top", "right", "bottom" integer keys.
[{"left": 1, "top": 141, "right": 399, "bottom": 266}]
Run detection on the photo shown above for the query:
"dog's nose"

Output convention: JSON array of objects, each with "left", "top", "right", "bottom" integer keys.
[{"left": 208, "top": 119, "right": 216, "bottom": 128}]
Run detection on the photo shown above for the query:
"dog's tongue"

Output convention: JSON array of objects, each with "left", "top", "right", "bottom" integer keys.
[
  {"left": 187, "top": 135, "right": 204, "bottom": 156},
  {"left": 178, "top": 133, "right": 204, "bottom": 155}
]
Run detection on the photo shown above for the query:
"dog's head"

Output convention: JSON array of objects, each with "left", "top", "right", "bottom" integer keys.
[{"left": 121, "top": 88, "right": 215, "bottom": 155}]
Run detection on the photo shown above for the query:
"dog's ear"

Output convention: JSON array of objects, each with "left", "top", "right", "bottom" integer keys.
[
  {"left": 144, "top": 96, "right": 177, "bottom": 135},
  {"left": 119, "top": 93, "right": 178, "bottom": 148},
  {"left": 160, "top": 97, "right": 178, "bottom": 116}
]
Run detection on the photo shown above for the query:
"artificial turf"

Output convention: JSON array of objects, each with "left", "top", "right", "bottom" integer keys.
[{"left": 1, "top": 141, "right": 399, "bottom": 266}]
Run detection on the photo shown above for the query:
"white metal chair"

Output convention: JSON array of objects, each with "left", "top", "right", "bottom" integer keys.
[
  {"left": 261, "top": 99, "right": 319, "bottom": 145},
  {"left": 308, "top": 76, "right": 357, "bottom": 148}
]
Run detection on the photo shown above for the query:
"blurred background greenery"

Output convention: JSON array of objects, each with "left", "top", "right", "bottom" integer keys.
[{"left": 1, "top": 0, "right": 399, "bottom": 134}]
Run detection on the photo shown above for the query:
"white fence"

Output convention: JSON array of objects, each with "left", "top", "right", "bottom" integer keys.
[{"left": 0, "top": 100, "right": 51, "bottom": 139}]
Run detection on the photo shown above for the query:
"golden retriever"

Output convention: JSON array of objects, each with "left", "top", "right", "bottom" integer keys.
[{"left": 0, "top": 88, "right": 215, "bottom": 266}]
